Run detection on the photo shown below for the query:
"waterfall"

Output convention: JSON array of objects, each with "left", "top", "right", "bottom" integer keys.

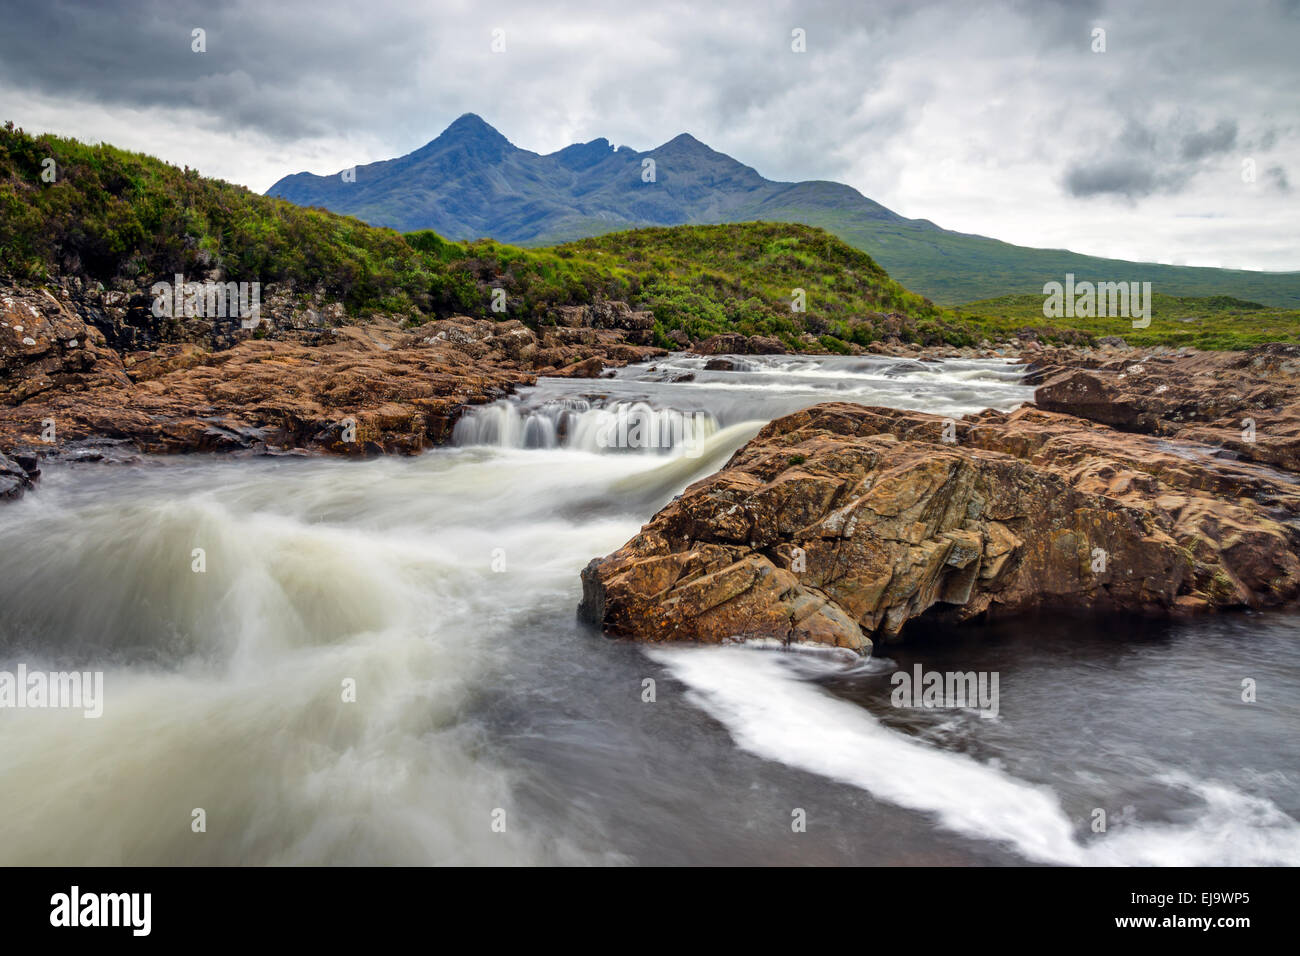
[{"left": 455, "top": 399, "right": 720, "bottom": 455}]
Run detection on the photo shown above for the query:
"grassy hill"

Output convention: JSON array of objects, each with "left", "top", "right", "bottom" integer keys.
[
  {"left": 0, "top": 123, "right": 952, "bottom": 349},
  {"left": 267, "top": 114, "right": 1300, "bottom": 310},
  {"left": 3, "top": 122, "right": 1296, "bottom": 352},
  {"left": 823, "top": 217, "right": 1300, "bottom": 311},
  {"left": 556, "top": 223, "right": 947, "bottom": 346},
  {"left": 957, "top": 293, "right": 1300, "bottom": 350}
]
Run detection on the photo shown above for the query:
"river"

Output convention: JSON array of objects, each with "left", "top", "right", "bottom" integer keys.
[{"left": 1, "top": 353, "right": 1297, "bottom": 865}]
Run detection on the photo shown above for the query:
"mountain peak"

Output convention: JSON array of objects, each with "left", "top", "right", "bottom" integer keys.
[
  {"left": 552, "top": 137, "right": 617, "bottom": 171},
  {"left": 440, "top": 113, "right": 507, "bottom": 141},
  {"left": 658, "top": 132, "right": 708, "bottom": 152},
  {"left": 405, "top": 113, "right": 514, "bottom": 164},
  {"left": 263, "top": 116, "right": 1300, "bottom": 307}
]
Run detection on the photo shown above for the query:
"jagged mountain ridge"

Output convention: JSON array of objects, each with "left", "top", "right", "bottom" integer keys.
[
  {"left": 267, "top": 114, "right": 1300, "bottom": 307},
  {"left": 268, "top": 114, "right": 907, "bottom": 239}
]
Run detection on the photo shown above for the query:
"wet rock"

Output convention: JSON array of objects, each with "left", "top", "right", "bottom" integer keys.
[
  {"left": 579, "top": 402, "right": 1300, "bottom": 652},
  {"left": 1033, "top": 343, "right": 1300, "bottom": 472},
  {"left": 0, "top": 450, "right": 39, "bottom": 499},
  {"left": 695, "top": 333, "right": 787, "bottom": 355}
]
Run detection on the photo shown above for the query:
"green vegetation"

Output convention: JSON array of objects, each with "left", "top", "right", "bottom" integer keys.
[
  {"left": 557, "top": 223, "right": 953, "bottom": 346},
  {"left": 0, "top": 122, "right": 437, "bottom": 313},
  {"left": 956, "top": 293, "right": 1300, "bottom": 350},
  {"left": 0, "top": 123, "right": 961, "bottom": 349},
  {"left": 2, "top": 123, "right": 1297, "bottom": 351},
  {"left": 714, "top": 205, "right": 1300, "bottom": 310}
]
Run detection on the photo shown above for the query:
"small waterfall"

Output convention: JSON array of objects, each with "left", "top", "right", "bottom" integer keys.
[
  {"left": 452, "top": 398, "right": 583, "bottom": 448},
  {"left": 455, "top": 399, "right": 720, "bottom": 455}
]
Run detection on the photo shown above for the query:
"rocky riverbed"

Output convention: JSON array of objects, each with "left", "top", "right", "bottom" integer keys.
[
  {"left": 4, "top": 328, "right": 1298, "bottom": 866},
  {"left": 580, "top": 343, "right": 1300, "bottom": 649},
  {"left": 7, "top": 275, "right": 1300, "bottom": 648},
  {"left": 0, "top": 282, "right": 664, "bottom": 465}
]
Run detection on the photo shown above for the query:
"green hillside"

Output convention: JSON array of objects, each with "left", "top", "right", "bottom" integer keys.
[
  {"left": 267, "top": 114, "right": 1300, "bottom": 310},
  {"left": 0, "top": 124, "right": 952, "bottom": 348},
  {"left": 3, "top": 122, "right": 1296, "bottom": 353},
  {"left": 957, "top": 293, "right": 1300, "bottom": 350},
  {"left": 557, "top": 223, "right": 947, "bottom": 346},
  {"left": 793, "top": 211, "right": 1300, "bottom": 310}
]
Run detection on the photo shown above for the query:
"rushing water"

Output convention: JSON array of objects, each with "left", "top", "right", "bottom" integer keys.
[{"left": 1, "top": 353, "right": 1297, "bottom": 865}]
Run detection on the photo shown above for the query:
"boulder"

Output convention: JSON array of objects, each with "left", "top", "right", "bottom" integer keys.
[
  {"left": 0, "top": 451, "right": 39, "bottom": 500},
  {"left": 695, "top": 333, "right": 787, "bottom": 355},
  {"left": 579, "top": 402, "right": 1300, "bottom": 652}
]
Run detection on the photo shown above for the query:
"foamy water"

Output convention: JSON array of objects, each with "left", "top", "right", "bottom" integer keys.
[
  {"left": 648, "top": 645, "right": 1300, "bottom": 867},
  {"left": 1, "top": 354, "right": 1295, "bottom": 865}
]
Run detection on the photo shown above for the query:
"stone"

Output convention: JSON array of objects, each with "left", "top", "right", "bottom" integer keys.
[{"left": 579, "top": 401, "right": 1300, "bottom": 651}]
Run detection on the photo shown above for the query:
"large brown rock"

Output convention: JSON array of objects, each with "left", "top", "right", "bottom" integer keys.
[
  {"left": 0, "top": 287, "right": 666, "bottom": 461},
  {"left": 1, "top": 287, "right": 131, "bottom": 403},
  {"left": 695, "top": 333, "right": 788, "bottom": 355},
  {"left": 1032, "top": 344, "right": 1300, "bottom": 471},
  {"left": 579, "top": 402, "right": 1300, "bottom": 652}
]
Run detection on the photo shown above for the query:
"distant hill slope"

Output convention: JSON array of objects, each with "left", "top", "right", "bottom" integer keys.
[
  {"left": 5, "top": 123, "right": 1292, "bottom": 352},
  {"left": 267, "top": 113, "right": 1300, "bottom": 308},
  {"left": 957, "top": 293, "right": 1300, "bottom": 351},
  {"left": 0, "top": 123, "right": 953, "bottom": 348}
]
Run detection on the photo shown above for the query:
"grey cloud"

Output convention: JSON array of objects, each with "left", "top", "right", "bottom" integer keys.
[
  {"left": 0, "top": 0, "right": 1295, "bottom": 268},
  {"left": 0, "top": 0, "right": 433, "bottom": 139},
  {"left": 1180, "top": 120, "right": 1237, "bottom": 161},
  {"left": 1119, "top": 120, "right": 1157, "bottom": 154},
  {"left": 1066, "top": 116, "right": 1250, "bottom": 199},
  {"left": 1064, "top": 160, "right": 1159, "bottom": 198},
  {"left": 1266, "top": 165, "right": 1291, "bottom": 191}
]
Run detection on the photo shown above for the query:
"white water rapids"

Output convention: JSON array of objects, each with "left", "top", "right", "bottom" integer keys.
[{"left": 1, "top": 353, "right": 1297, "bottom": 865}]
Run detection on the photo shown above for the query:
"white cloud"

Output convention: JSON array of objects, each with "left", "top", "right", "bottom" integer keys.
[{"left": 1, "top": 0, "right": 1295, "bottom": 270}]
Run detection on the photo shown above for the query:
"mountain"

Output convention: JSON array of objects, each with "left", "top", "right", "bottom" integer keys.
[
  {"left": 0, "top": 124, "right": 953, "bottom": 346},
  {"left": 266, "top": 114, "right": 1300, "bottom": 308},
  {"left": 4, "top": 123, "right": 1292, "bottom": 352}
]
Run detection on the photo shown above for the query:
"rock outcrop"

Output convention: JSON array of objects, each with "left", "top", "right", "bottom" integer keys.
[
  {"left": 1, "top": 287, "right": 132, "bottom": 404},
  {"left": 695, "top": 333, "right": 788, "bottom": 355},
  {"left": 0, "top": 451, "right": 39, "bottom": 499},
  {"left": 580, "top": 401, "right": 1300, "bottom": 652},
  {"left": 1032, "top": 343, "right": 1300, "bottom": 472},
  {"left": 0, "top": 283, "right": 665, "bottom": 467},
  {"left": 549, "top": 301, "right": 656, "bottom": 345}
]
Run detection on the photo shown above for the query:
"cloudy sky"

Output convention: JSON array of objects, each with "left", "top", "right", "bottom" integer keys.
[{"left": 2, "top": 0, "right": 1296, "bottom": 270}]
